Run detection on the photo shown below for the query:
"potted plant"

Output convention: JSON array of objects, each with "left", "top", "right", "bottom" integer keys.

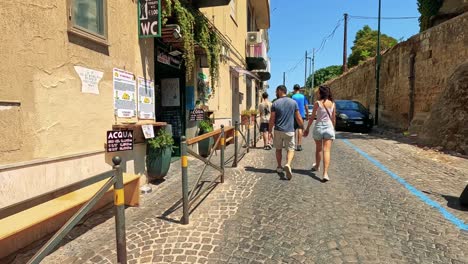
[
  {"left": 250, "top": 109, "right": 259, "bottom": 123},
  {"left": 146, "top": 129, "right": 174, "bottom": 180},
  {"left": 241, "top": 109, "right": 251, "bottom": 125},
  {"left": 198, "top": 120, "right": 214, "bottom": 157}
]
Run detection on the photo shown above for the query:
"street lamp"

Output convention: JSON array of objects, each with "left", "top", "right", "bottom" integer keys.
[{"left": 375, "top": 0, "right": 382, "bottom": 125}]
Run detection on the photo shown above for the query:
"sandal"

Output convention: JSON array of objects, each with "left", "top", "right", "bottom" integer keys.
[{"left": 311, "top": 163, "right": 320, "bottom": 171}]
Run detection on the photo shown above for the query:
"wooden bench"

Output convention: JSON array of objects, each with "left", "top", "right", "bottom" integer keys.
[{"left": 0, "top": 173, "right": 140, "bottom": 259}]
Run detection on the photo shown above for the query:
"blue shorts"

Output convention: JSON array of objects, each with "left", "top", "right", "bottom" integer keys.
[{"left": 313, "top": 121, "right": 335, "bottom": 140}]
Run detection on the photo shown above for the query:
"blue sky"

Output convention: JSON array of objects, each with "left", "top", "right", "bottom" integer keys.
[{"left": 266, "top": 0, "right": 420, "bottom": 98}]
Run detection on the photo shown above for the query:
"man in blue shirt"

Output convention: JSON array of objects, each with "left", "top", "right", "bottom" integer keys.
[{"left": 291, "top": 84, "right": 308, "bottom": 151}]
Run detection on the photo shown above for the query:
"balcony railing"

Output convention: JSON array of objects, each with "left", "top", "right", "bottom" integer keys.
[
  {"left": 246, "top": 42, "right": 268, "bottom": 70},
  {"left": 193, "top": 0, "right": 230, "bottom": 8}
]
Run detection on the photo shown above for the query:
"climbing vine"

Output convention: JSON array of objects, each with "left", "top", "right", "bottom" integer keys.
[
  {"left": 417, "top": 0, "right": 443, "bottom": 31},
  {"left": 161, "top": 0, "right": 221, "bottom": 93}
]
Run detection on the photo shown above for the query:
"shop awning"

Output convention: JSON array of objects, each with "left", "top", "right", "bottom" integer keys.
[{"left": 232, "top": 66, "right": 261, "bottom": 81}]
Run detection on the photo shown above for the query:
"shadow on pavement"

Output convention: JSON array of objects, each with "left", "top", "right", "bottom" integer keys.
[
  {"left": 292, "top": 169, "right": 324, "bottom": 183},
  {"left": 442, "top": 194, "right": 468, "bottom": 212},
  {"left": 244, "top": 166, "right": 288, "bottom": 180}
]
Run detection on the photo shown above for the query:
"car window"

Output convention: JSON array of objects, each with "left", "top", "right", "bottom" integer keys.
[{"left": 336, "top": 101, "right": 367, "bottom": 112}]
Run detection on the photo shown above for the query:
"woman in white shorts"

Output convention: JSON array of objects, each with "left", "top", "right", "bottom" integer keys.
[{"left": 303, "top": 86, "right": 336, "bottom": 181}]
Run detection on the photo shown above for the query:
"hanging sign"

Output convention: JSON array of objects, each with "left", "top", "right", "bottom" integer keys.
[
  {"left": 139, "top": 0, "right": 161, "bottom": 38},
  {"left": 137, "top": 77, "right": 155, "bottom": 120},
  {"left": 107, "top": 130, "right": 134, "bottom": 152},
  {"left": 113, "top": 68, "right": 137, "bottom": 118},
  {"left": 157, "top": 48, "right": 182, "bottom": 69},
  {"left": 141, "top": 125, "right": 155, "bottom": 139},
  {"left": 189, "top": 109, "right": 205, "bottom": 121}
]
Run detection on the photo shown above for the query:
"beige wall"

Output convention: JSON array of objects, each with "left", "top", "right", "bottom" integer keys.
[
  {"left": 0, "top": 1, "right": 154, "bottom": 205},
  {"left": 0, "top": 1, "right": 154, "bottom": 164},
  {"left": 326, "top": 13, "right": 468, "bottom": 151},
  {"left": 201, "top": 1, "right": 258, "bottom": 124}
]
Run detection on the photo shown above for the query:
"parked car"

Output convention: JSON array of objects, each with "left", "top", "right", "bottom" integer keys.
[
  {"left": 335, "top": 100, "right": 374, "bottom": 132},
  {"left": 307, "top": 104, "right": 313, "bottom": 116}
]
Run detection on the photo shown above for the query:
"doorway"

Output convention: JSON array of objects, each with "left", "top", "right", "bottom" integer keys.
[{"left": 230, "top": 70, "right": 240, "bottom": 125}]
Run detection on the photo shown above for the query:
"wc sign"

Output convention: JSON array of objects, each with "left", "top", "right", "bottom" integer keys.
[{"left": 138, "top": 0, "right": 161, "bottom": 38}]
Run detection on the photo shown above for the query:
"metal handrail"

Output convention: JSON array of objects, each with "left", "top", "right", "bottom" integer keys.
[{"left": 1, "top": 156, "right": 128, "bottom": 264}]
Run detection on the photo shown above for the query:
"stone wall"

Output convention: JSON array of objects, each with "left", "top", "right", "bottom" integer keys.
[{"left": 326, "top": 12, "right": 468, "bottom": 153}]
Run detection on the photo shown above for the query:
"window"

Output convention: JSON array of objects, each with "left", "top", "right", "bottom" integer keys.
[
  {"left": 230, "top": 0, "right": 237, "bottom": 23},
  {"left": 68, "top": 0, "right": 108, "bottom": 43}
]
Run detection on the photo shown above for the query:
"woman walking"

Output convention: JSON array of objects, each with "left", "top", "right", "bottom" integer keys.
[{"left": 303, "top": 86, "right": 336, "bottom": 181}]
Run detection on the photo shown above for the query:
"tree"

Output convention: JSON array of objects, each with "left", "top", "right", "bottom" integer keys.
[
  {"left": 417, "top": 0, "right": 443, "bottom": 31},
  {"left": 347, "top": 25, "right": 398, "bottom": 68},
  {"left": 306, "top": 65, "right": 343, "bottom": 88}
]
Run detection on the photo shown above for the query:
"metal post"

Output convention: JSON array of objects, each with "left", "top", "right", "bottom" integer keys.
[
  {"left": 247, "top": 118, "right": 251, "bottom": 153},
  {"left": 283, "top": 72, "right": 286, "bottom": 86},
  {"left": 233, "top": 121, "right": 239, "bottom": 167},
  {"left": 375, "top": 0, "right": 382, "bottom": 125},
  {"left": 180, "top": 136, "right": 189, "bottom": 225},
  {"left": 112, "top": 156, "right": 127, "bottom": 264},
  {"left": 253, "top": 115, "right": 257, "bottom": 148},
  {"left": 220, "top": 125, "right": 225, "bottom": 183},
  {"left": 311, "top": 48, "right": 315, "bottom": 100}
]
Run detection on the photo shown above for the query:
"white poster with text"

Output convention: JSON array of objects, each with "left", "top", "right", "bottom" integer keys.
[{"left": 113, "top": 68, "right": 137, "bottom": 118}]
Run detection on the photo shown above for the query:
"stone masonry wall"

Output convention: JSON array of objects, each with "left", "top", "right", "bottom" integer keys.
[{"left": 326, "top": 12, "right": 468, "bottom": 152}]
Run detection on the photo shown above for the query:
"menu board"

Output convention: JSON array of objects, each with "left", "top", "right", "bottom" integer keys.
[
  {"left": 107, "top": 130, "right": 134, "bottom": 152},
  {"left": 189, "top": 109, "right": 205, "bottom": 121},
  {"left": 137, "top": 77, "right": 155, "bottom": 120},
  {"left": 113, "top": 68, "right": 137, "bottom": 118}
]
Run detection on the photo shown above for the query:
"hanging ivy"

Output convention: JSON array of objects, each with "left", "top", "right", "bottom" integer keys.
[
  {"left": 160, "top": 0, "right": 221, "bottom": 93},
  {"left": 417, "top": 0, "right": 443, "bottom": 31}
]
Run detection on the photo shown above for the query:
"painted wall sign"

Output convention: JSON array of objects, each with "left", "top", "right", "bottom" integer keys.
[
  {"left": 139, "top": 0, "right": 161, "bottom": 38},
  {"left": 161, "top": 78, "right": 180, "bottom": 107},
  {"left": 74, "top": 66, "right": 103, "bottom": 94},
  {"left": 137, "top": 77, "right": 155, "bottom": 120},
  {"left": 107, "top": 130, "right": 134, "bottom": 152},
  {"left": 113, "top": 68, "right": 137, "bottom": 118},
  {"left": 189, "top": 109, "right": 205, "bottom": 121}
]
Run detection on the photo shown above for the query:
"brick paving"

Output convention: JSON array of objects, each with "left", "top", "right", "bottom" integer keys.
[{"left": 6, "top": 130, "right": 468, "bottom": 264}]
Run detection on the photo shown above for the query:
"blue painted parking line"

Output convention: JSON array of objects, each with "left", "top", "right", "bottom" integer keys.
[{"left": 341, "top": 138, "right": 468, "bottom": 231}]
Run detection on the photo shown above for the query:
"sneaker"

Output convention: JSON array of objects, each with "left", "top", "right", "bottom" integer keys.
[
  {"left": 296, "top": 145, "right": 303, "bottom": 151},
  {"left": 284, "top": 164, "right": 293, "bottom": 180},
  {"left": 311, "top": 163, "right": 320, "bottom": 171},
  {"left": 323, "top": 174, "right": 329, "bottom": 182},
  {"left": 276, "top": 167, "right": 283, "bottom": 174}
]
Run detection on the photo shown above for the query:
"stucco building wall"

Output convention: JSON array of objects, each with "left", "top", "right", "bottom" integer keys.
[{"left": 0, "top": 1, "right": 153, "bottom": 205}]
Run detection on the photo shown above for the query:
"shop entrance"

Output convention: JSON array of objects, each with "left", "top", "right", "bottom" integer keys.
[{"left": 154, "top": 41, "right": 186, "bottom": 157}]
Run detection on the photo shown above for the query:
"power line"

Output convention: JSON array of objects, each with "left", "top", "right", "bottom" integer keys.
[
  {"left": 284, "top": 18, "right": 343, "bottom": 74},
  {"left": 349, "top": 15, "right": 418, "bottom": 20}
]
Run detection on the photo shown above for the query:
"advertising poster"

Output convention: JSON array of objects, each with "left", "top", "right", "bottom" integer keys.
[
  {"left": 137, "top": 77, "right": 155, "bottom": 120},
  {"left": 113, "top": 68, "right": 137, "bottom": 118},
  {"left": 161, "top": 78, "right": 180, "bottom": 107}
]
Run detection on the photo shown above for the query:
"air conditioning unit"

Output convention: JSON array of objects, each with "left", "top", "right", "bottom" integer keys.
[{"left": 247, "top": 31, "right": 262, "bottom": 44}]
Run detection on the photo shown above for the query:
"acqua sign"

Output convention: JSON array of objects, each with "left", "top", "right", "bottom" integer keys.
[{"left": 138, "top": 0, "right": 161, "bottom": 38}]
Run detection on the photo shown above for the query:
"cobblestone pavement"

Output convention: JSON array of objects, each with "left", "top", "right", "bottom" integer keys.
[{"left": 7, "top": 130, "right": 468, "bottom": 264}]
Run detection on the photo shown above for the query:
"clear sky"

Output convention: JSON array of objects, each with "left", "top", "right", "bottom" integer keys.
[{"left": 266, "top": 0, "right": 420, "bottom": 98}]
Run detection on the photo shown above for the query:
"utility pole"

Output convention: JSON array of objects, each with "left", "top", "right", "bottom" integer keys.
[
  {"left": 343, "top": 13, "right": 348, "bottom": 72},
  {"left": 311, "top": 48, "right": 315, "bottom": 90},
  {"left": 310, "top": 48, "right": 315, "bottom": 102},
  {"left": 304, "top": 50, "right": 308, "bottom": 87},
  {"left": 283, "top": 72, "right": 286, "bottom": 86},
  {"left": 375, "top": 0, "right": 382, "bottom": 125}
]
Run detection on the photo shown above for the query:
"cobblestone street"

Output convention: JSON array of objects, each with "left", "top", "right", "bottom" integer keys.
[{"left": 9, "top": 130, "right": 468, "bottom": 264}]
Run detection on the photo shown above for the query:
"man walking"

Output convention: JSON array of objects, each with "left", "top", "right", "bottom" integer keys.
[
  {"left": 291, "top": 84, "right": 308, "bottom": 151},
  {"left": 269, "top": 85, "right": 304, "bottom": 180},
  {"left": 258, "top": 92, "right": 272, "bottom": 150}
]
